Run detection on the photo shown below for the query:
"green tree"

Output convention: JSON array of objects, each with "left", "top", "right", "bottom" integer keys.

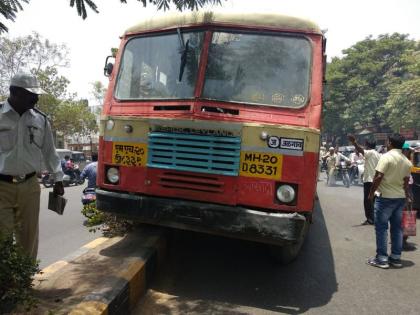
[
  {"left": 1, "top": 0, "right": 223, "bottom": 33},
  {"left": 0, "top": 0, "right": 28, "bottom": 33},
  {"left": 0, "top": 32, "right": 69, "bottom": 96},
  {"left": 0, "top": 32, "right": 97, "bottom": 141},
  {"left": 324, "top": 33, "right": 419, "bottom": 142},
  {"left": 54, "top": 99, "right": 98, "bottom": 139},
  {"left": 90, "top": 80, "right": 107, "bottom": 106},
  {"left": 71, "top": 0, "right": 223, "bottom": 19}
]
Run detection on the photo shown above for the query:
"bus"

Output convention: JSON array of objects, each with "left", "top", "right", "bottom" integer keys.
[{"left": 96, "top": 12, "right": 326, "bottom": 263}]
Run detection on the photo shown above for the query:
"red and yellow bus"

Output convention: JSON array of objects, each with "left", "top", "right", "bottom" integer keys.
[{"left": 97, "top": 12, "right": 325, "bottom": 263}]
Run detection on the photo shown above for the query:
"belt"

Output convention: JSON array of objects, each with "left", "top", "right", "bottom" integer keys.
[{"left": 0, "top": 172, "right": 36, "bottom": 184}]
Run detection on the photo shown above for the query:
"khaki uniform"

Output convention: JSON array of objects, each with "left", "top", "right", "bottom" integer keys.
[{"left": 0, "top": 101, "right": 63, "bottom": 259}]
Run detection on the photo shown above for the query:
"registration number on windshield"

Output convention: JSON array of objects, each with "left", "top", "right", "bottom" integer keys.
[{"left": 239, "top": 152, "right": 283, "bottom": 180}]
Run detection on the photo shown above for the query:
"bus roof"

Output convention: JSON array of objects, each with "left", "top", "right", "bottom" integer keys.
[{"left": 124, "top": 11, "right": 322, "bottom": 36}]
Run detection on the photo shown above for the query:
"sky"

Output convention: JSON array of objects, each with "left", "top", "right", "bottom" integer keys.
[{"left": 4, "top": 0, "right": 420, "bottom": 103}]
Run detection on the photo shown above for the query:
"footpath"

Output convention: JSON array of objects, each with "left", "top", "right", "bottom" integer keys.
[{"left": 27, "top": 227, "right": 166, "bottom": 315}]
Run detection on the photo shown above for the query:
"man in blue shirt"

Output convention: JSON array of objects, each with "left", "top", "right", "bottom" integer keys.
[{"left": 80, "top": 152, "right": 97, "bottom": 188}]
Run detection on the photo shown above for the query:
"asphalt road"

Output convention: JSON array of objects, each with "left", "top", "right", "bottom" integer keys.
[
  {"left": 134, "top": 174, "right": 420, "bottom": 315},
  {"left": 38, "top": 183, "right": 98, "bottom": 268}
]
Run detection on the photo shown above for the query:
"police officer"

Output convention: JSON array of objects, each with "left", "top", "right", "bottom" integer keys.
[{"left": 0, "top": 73, "right": 64, "bottom": 260}]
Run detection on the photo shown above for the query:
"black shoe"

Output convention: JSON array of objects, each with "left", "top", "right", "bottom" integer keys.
[
  {"left": 362, "top": 220, "right": 374, "bottom": 226},
  {"left": 389, "top": 257, "right": 402, "bottom": 268},
  {"left": 367, "top": 257, "right": 389, "bottom": 269},
  {"left": 402, "top": 242, "right": 416, "bottom": 251}
]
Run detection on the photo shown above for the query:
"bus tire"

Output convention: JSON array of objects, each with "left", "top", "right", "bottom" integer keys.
[{"left": 269, "top": 221, "right": 309, "bottom": 264}]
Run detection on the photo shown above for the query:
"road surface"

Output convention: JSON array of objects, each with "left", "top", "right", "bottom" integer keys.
[
  {"left": 134, "top": 174, "right": 420, "bottom": 314},
  {"left": 38, "top": 183, "right": 97, "bottom": 268}
]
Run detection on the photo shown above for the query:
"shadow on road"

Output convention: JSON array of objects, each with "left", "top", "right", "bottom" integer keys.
[{"left": 147, "top": 201, "right": 338, "bottom": 314}]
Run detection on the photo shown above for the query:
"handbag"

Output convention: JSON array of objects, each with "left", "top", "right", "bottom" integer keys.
[{"left": 402, "top": 204, "right": 417, "bottom": 237}]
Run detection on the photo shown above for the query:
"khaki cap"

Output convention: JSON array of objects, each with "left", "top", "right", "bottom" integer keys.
[{"left": 10, "top": 72, "right": 46, "bottom": 94}]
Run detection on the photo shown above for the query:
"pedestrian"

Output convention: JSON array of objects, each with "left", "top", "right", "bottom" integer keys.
[
  {"left": 0, "top": 73, "right": 64, "bottom": 260},
  {"left": 348, "top": 135, "right": 381, "bottom": 225},
  {"left": 80, "top": 152, "right": 98, "bottom": 188},
  {"left": 62, "top": 155, "right": 75, "bottom": 180},
  {"left": 366, "top": 133, "right": 412, "bottom": 269},
  {"left": 348, "top": 150, "right": 363, "bottom": 184},
  {"left": 402, "top": 142, "right": 415, "bottom": 251},
  {"left": 322, "top": 147, "right": 337, "bottom": 186},
  {"left": 322, "top": 146, "right": 350, "bottom": 186}
]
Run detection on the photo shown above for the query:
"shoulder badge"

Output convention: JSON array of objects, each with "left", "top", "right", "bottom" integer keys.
[
  {"left": 33, "top": 107, "right": 49, "bottom": 128},
  {"left": 33, "top": 107, "right": 48, "bottom": 118}
]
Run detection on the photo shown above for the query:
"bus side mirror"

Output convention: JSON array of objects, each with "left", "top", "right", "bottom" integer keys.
[{"left": 104, "top": 55, "right": 115, "bottom": 77}]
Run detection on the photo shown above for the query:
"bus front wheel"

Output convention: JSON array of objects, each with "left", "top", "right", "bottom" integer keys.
[{"left": 269, "top": 221, "right": 309, "bottom": 264}]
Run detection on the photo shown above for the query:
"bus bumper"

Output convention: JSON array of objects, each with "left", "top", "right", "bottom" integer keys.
[{"left": 96, "top": 189, "right": 308, "bottom": 245}]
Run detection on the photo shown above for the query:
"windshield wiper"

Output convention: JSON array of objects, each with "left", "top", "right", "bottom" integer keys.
[{"left": 177, "top": 28, "right": 190, "bottom": 82}]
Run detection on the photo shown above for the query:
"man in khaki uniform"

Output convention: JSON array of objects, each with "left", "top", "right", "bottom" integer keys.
[
  {"left": 0, "top": 73, "right": 64, "bottom": 260},
  {"left": 366, "top": 134, "right": 412, "bottom": 269},
  {"left": 322, "top": 147, "right": 349, "bottom": 186}
]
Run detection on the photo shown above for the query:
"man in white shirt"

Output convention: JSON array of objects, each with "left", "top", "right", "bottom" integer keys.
[
  {"left": 349, "top": 150, "right": 363, "bottom": 183},
  {"left": 0, "top": 73, "right": 64, "bottom": 260},
  {"left": 348, "top": 135, "right": 381, "bottom": 225}
]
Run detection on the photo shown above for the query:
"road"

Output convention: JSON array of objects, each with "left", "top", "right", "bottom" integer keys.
[
  {"left": 134, "top": 174, "right": 420, "bottom": 315},
  {"left": 38, "top": 183, "right": 97, "bottom": 268}
]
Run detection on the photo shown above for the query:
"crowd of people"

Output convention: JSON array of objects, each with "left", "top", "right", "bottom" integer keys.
[{"left": 321, "top": 134, "right": 415, "bottom": 269}]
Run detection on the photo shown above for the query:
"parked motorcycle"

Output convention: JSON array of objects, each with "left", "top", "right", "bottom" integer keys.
[{"left": 335, "top": 160, "right": 351, "bottom": 188}]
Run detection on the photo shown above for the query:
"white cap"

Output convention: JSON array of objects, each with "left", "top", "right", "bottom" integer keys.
[
  {"left": 10, "top": 72, "right": 46, "bottom": 95},
  {"left": 329, "top": 147, "right": 335, "bottom": 150}
]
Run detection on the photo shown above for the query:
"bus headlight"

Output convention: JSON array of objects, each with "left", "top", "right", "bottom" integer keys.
[
  {"left": 276, "top": 185, "right": 295, "bottom": 203},
  {"left": 106, "top": 167, "right": 119, "bottom": 183}
]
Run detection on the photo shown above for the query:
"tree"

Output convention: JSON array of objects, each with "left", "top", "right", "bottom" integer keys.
[
  {"left": 385, "top": 78, "right": 420, "bottom": 132},
  {"left": 0, "top": 0, "right": 223, "bottom": 33},
  {"left": 90, "top": 80, "right": 107, "bottom": 106},
  {"left": 0, "top": 32, "right": 69, "bottom": 97},
  {"left": 35, "top": 70, "right": 98, "bottom": 141},
  {"left": 54, "top": 99, "right": 98, "bottom": 138},
  {"left": 0, "top": 0, "right": 28, "bottom": 33},
  {"left": 0, "top": 32, "right": 97, "bottom": 142},
  {"left": 324, "top": 33, "right": 419, "bottom": 143},
  {"left": 71, "top": 0, "right": 223, "bottom": 19}
]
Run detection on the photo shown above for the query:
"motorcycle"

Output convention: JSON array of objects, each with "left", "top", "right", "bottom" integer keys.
[
  {"left": 63, "top": 164, "right": 84, "bottom": 186},
  {"left": 81, "top": 187, "right": 96, "bottom": 205},
  {"left": 349, "top": 159, "right": 363, "bottom": 185},
  {"left": 335, "top": 160, "right": 351, "bottom": 188}
]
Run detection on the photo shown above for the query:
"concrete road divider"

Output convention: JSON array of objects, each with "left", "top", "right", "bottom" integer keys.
[{"left": 32, "top": 226, "right": 166, "bottom": 315}]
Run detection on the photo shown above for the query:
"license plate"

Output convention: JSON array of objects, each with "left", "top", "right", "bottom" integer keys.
[
  {"left": 239, "top": 151, "right": 283, "bottom": 180},
  {"left": 112, "top": 142, "right": 147, "bottom": 167}
]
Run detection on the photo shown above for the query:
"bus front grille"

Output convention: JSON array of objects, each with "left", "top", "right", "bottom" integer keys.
[
  {"left": 158, "top": 172, "right": 224, "bottom": 193},
  {"left": 147, "top": 132, "right": 241, "bottom": 176}
]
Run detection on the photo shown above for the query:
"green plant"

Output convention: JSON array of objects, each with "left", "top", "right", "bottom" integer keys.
[
  {"left": 0, "top": 233, "right": 40, "bottom": 313},
  {"left": 81, "top": 202, "right": 133, "bottom": 237}
]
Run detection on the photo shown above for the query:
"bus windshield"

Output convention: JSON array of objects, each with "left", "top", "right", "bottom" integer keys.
[
  {"left": 203, "top": 32, "right": 312, "bottom": 107},
  {"left": 115, "top": 31, "right": 204, "bottom": 100}
]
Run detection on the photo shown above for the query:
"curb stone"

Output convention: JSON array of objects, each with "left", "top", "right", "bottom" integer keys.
[{"left": 31, "top": 227, "right": 166, "bottom": 315}]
